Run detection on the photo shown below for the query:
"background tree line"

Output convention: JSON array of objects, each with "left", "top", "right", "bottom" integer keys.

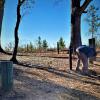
[{"left": 5, "top": 36, "right": 66, "bottom": 53}]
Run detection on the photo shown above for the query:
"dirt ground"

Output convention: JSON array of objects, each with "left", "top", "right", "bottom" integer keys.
[{"left": 0, "top": 52, "right": 100, "bottom": 100}]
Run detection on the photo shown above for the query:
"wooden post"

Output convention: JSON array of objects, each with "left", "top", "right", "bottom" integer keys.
[
  {"left": 0, "top": 60, "right": 13, "bottom": 91},
  {"left": 89, "top": 38, "right": 95, "bottom": 48},
  {"left": 69, "top": 46, "right": 72, "bottom": 70},
  {"left": 57, "top": 42, "right": 60, "bottom": 54},
  {"left": 88, "top": 38, "right": 96, "bottom": 63}
]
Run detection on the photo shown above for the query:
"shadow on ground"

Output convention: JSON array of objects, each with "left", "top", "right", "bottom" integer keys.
[
  {"left": 0, "top": 67, "right": 100, "bottom": 100},
  {"left": 17, "top": 61, "right": 100, "bottom": 81}
]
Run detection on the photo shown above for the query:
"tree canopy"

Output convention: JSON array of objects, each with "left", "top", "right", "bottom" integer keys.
[{"left": 85, "top": 4, "right": 100, "bottom": 38}]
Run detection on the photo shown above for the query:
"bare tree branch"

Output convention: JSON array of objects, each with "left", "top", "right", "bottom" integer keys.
[
  {"left": 18, "top": 0, "right": 25, "bottom": 6},
  {"left": 80, "top": 0, "right": 92, "bottom": 14},
  {"left": 0, "top": 0, "right": 5, "bottom": 9},
  {"left": 2, "top": 0, "right": 5, "bottom": 6},
  {"left": 83, "top": 10, "right": 87, "bottom": 13},
  {"left": 20, "top": 0, "right": 26, "bottom": 5}
]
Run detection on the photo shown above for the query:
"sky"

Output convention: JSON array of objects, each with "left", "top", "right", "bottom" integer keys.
[{"left": 1, "top": 0, "right": 100, "bottom": 49}]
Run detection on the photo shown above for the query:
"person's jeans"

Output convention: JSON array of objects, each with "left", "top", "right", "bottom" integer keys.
[{"left": 76, "top": 51, "right": 88, "bottom": 74}]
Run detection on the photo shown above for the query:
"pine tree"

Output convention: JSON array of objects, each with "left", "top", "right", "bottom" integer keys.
[
  {"left": 85, "top": 5, "right": 100, "bottom": 38},
  {"left": 42, "top": 39, "right": 48, "bottom": 50},
  {"left": 37, "top": 36, "right": 42, "bottom": 49},
  {"left": 58, "top": 37, "right": 65, "bottom": 49},
  {"left": 29, "top": 42, "right": 33, "bottom": 52}
]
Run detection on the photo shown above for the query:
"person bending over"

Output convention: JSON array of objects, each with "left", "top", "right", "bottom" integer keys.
[{"left": 76, "top": 45, "right": 96, "bottom": 74}]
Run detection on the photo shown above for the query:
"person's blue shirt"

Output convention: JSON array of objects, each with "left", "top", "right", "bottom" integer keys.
[{"left": 76, "top": 45, "right": 96, "bottom": 58}]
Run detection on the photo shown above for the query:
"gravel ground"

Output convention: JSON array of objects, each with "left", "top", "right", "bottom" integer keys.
[{"left": 0, "top": 53, "right": 100, "bottom": 100}]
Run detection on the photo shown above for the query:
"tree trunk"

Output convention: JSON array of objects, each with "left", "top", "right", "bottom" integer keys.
[
  {"left": 69, "top": 0, "right": 82, "bottom": 70},
  {"left": 0, "top": 0, "right": 5, "bottom": 52},
  {"left": 71, "top": 13, "right": 82, "bottom": 50},
  {"left": 69, "top": 0, "right": 92, "bottom": 70},
  {"left": 70, "top": 0, "right": 82, "bottom": 50},
  {"left": 70, "top": 0, "right": 92, "bottom": 50},
  {"left": 10, "top": 3, "right": 21, "bottom": 63}
]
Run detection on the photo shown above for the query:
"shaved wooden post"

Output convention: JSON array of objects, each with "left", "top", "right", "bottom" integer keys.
[
  {"left": 57, "top": 42, "right": 60, "bottom": 54},
  {"left": 0, "top": 60, "right": 13, "bottom": 91},
  {"left": 69, "top": 46, "right": 72, "bottom": 70},
  {"left": 89, "top": 38, "right": 96, "bottom": 64}
]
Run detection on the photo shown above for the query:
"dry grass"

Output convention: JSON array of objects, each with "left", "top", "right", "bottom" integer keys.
[{"left": 0, "top": 52, "right": 100, "bottom": 100}]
